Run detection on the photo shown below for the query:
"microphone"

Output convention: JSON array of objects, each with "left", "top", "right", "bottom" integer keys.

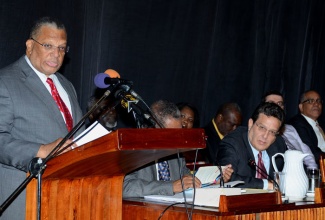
[
  {"left": 114, "top": 88, "right": 156, "bottom": 126},
  {"left": 118, "top": 84, "right": 144, "bottom": 102},
  {"left": 248, "top": 159, "right": 280, "bottom": 191},
  {"left": 95, "top": 70, "right": 144, "bottom": 101},
  {"left": 117, "top": 91, "right": 139, "bottom": 113},
  {"left": 94, "top": 69, "right": 133, "bottom": 88}
]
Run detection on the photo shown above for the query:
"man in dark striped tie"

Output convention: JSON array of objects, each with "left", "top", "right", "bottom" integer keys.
[{"left": 123, "top": 100, "right": 233, "bottom": 198}]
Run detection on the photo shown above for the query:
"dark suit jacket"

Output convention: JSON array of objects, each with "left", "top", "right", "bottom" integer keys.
[
  {"left": 0, "top": 56, "right": 84, "bottom": 219},
  {"left": 289, "top": 114, "right": 324, "bottom": 166},
  {"left": 217, "top": 126, "right": 286, "bottom": 189},
  {"left": 204, "top": 119, "right": 222, "bottom": 164}
]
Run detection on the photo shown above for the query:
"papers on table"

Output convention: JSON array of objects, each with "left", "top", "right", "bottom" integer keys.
[{"left": 144, "top": 181, "right": 244, "bottom": 207}]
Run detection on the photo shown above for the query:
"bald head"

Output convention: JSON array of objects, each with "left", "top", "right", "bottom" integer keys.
[{"left": 214, "top": 103, "right": 242, "bottom": 136}]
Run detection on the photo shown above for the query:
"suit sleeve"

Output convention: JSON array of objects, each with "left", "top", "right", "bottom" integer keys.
[
  {"left": 0, "top": 79, "right": 40, "bottom": 172},
  {"left": 123, "top": 158, "right": 188, "bottom": 198},
  {"left": 123, "top": 166, "right": 174, "bottom": 198},
  {"left": 290, "top": 118, "right": 322, "bottom": 165},
  {"left": 217, "top": 136, "right": 264, "bottom": 189},
  {"left": 291, "top": 121, "right": 315, "bottom": 150}
]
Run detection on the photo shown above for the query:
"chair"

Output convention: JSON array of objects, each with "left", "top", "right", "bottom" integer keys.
[{"left": 315, "top": 153, "right": 325, "bottom": 203}]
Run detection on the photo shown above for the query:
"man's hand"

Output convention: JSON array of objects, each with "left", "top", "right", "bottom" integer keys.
[
  {"left": 36, "top": 138, "right": 77, "bottom": 158},
  {"left": 222, "top": 164, "right": 234, "bottom": 183},
  {"left": 267, "top": 180, "right": 274, "bottom": 190},
  {"left": 172, "top": 175, "right": 201, "bottom": 193}
]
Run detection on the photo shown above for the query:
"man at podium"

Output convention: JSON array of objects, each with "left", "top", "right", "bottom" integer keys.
[
  {"left": 0, "top": 17, "right": 83, "bottom": 220},
  {"left": 123, "top": 100, "right": 233, "bottom": 197}
]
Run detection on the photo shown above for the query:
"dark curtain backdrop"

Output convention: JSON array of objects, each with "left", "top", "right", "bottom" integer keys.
[{"left": 1, "top": 0, "right": 325, "bottom": 126}]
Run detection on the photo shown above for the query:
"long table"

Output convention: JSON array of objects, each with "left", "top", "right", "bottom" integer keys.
[{"left": 122, "top": 189, "right": 325, "bottom": 220}]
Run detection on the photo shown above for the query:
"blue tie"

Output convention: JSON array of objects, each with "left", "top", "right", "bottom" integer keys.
[{"left": 158, "top": 161, "right": 171, "bottom": 181}]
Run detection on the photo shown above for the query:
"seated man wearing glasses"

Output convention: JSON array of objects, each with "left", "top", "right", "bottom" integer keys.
[
  {"left": 262, "top": 90, "right": 318, "bottom": 169},
  {"left": 289, "top": 90, "right": 325, "bottom": 167},
  {"left": 217, "top": 102, "right": 287, "bottom": 190}
]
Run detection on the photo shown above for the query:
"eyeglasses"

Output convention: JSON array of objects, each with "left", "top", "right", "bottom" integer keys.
[
  {"left": 30, "top": 38, "right": 69, "bottom": 53},
  {"left": 301, "top": 99, "right": 323, "bottom": 105},
  {"left": 254, "top": 122, "right": 278, "bottom": 137}
]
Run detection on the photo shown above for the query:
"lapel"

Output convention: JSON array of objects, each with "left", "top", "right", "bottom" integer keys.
[
  {"left": 242, "top": 129, "right": 258, "bottom": 176},
  {"left": 300, "top": 115, "right": 318, "bottom": 140},
  {"left": 18, "top": 57, "right": 68, "bottom": 132}
]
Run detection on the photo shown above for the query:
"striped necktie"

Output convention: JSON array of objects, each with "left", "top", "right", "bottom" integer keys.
[{"left": 256, "top": 151, "right": 268, "bottom": 179}]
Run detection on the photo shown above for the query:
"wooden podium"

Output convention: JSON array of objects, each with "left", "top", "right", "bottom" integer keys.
[{"left": 25, "top": 128, "right": 206, "bottom": 220}]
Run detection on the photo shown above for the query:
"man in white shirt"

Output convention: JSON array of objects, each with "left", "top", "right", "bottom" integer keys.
[
  {"left": 262, "top": 90, "right": 318, "bottom": 169},
  {"left": 289, "top": 90, "right": 325, "bottom": 167}
]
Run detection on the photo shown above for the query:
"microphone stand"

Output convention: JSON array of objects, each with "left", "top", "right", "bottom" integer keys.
[
  {"left": 0, "top": 86, "right": 116, "bottom": 218},
  {"left": 114, "top": 87, "right": 164, "bottom": 128},
  {"left": 248, "top": 159, "right": 280, "bottom": 191},
  {"left": 218, "top": 164, "right": 224, "bottom": 188}
]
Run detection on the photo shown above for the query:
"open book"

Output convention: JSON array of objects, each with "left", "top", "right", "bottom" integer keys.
[{"left": 195, "top": 166, "right": 225, "bottom": 187}]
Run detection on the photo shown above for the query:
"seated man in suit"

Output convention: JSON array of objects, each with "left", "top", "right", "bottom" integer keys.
[
  {"left": 262, "top": 90, "right": 318, "bottom": 169},
  {"left": 123, "top": 100, "right": 233, "bottom": 197},
  {"left": 204, "top": 102, "right": 242, "bottom": 164},
  {"left": 289, "top": 90, "right": 325, "bottom": 167},
  {"left": 217, "top": 102, "right": 287, "bottom": 190},
  {"left": 87, "top": 88, "right": 118, "bottom": 130}
]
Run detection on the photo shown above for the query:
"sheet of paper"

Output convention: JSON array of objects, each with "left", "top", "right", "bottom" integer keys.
[
  {"left": 144, "top": 191, "right": 193, "bottom": 203},
  {"left": 144, "top": 180, "right": 245, "bottom": 207},
  {"left": 73, "top": 121, "right": 110, "bottom": 147}
]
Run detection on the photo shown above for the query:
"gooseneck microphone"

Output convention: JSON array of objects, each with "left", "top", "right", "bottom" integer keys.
[
  {"left": 114, "top": 88, "right": 157, "bottom": 127},
  {"left": 248, "top": 159, "right": 280, "bottom": 191},
  {"left": 94, "top": 73, "right": 133, "bottom": 88}
]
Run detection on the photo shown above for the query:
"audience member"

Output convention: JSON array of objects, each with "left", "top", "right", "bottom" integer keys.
[
  {"left": 0, "top": 17, "right": 83, "bottom": 219},
  {"left": 217, "top": 102, "right": 286, "bottom": 190},
  {"left": 87, "top": 88, "right": 118, "bottom": 130},
  {"left": 123, "top": 100, "right": 233, "bottom": 197},
  {"left": 289, "top": 90, "right": 325, "bottom": 167},
  {"left": 262, "top": 90, "right": 318, "bottom": 169},
  {"left": 204, "top": 103, "right": 242, "bottom": 164},
  {"left": 176, "top": 102, "right": 206, "bottom": 168},
  {"left": 176, "top": 102, "right": 200, "bottom": 128}
]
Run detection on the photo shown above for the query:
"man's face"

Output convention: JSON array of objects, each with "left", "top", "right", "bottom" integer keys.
[
  {"left": 163, "top": 117, "right": 182, "bottom": 128},
  {"left": 89, "top": 99, "right": 117, "bottom": 127},
  {"left": 299, "top": 91, "right": 322, "bottom": 121},
  {"left": 26, "top": 25, "right": 67, "bottom": 76},
  {"left": 265, "top": 94, "right": 284, "bottom": 110},
  {"left": 216, "top": 111, "right": 242, "bottom": 136},
  {"left": 248, "top": 113, "right": 281, "bottom": 151}
]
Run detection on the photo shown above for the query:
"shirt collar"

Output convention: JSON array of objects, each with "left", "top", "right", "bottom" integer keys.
[
  {"left": 212, "top": 118, "right": 224, "bottom": 139},
  {"left": 301, "top": 114, "right": 318, "bottom": 127}
]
